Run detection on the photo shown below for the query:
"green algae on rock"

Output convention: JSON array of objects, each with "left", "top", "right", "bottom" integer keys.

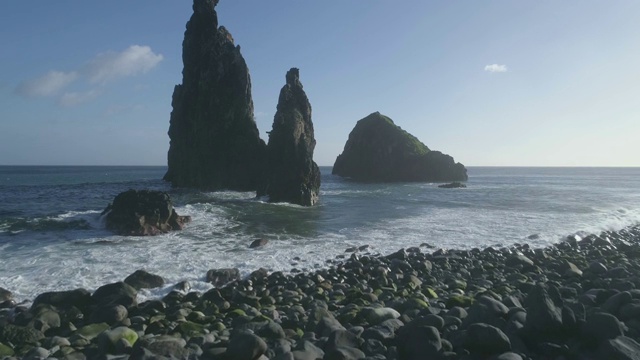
[{"left": 333, "top": 112, "right": 468, "bottom": 182}]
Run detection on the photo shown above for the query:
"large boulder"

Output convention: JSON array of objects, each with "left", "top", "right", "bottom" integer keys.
[
  {"left": 124, "top": 269, "right": 165, "bottom": 290},
  {"left": 258, "top": 68, "right": 321, "bottom": 206},
  {"left": 164, "top": 0, "right": 267, "bottom": 190},
  {"left": 332, "top": 112, "right": 467, "bottom": 182},
  {"left": 102, "top": 190, "right": 190, "bottom": 236}
]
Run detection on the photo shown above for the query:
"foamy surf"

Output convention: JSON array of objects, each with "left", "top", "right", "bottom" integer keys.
[{"left": 1, "top": 166, "right": 640, "bottom": 302}]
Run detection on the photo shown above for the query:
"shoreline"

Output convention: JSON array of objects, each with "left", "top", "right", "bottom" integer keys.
[{"left": 1, "top": 225, "right": 640, "bottom": 359}]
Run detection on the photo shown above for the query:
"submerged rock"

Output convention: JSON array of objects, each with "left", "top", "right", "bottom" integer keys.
[
  {"left": 259, "top": 68, "right": 321, "bottom": 206},
  {"left": 250, "top": 238, "right": 269, "bottom": 248},
  {"left": 438, "top": 181, "right": 467, "bottom": 188},
  {"left": 102, "top": 190, "right": 190, "bottom": 236},
  {"left": 164, "top": 0, "right": 266, "bottom": 190},
  {"left": 332, "top": 112, "right": 467, "bottom": 182}
]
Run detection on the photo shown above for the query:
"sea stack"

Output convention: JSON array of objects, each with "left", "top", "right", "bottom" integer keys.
[
  {"left": 259, "top": 68, "right": 320, "bottom": 206},
  {"left": 164, "top": 0, "right": 266, "bottom": 190},
  {"left": 333, "top": 112, "right": 467, "bottom": 182}
]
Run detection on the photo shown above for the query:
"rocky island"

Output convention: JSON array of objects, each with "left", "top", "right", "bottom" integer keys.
[
  {"left": 333, "top": 112, "right": 468, "bottom": 183},
  {"left": 164, "top": 0, "right": 266, "bottom": 191},
  {"left": 258, "top": 68, "right": 321, "bottom": 206}
]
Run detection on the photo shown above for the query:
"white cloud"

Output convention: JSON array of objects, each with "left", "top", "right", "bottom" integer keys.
[
  {"left": 87, "top": 45, "right": 164, "bottom": 84},
  {"left": 16, "top": 45, "right": 162, "bottom": 107},
  {"left": 16, "top": 71, "right": 78, "bottom": 97},
  {"left": 484, "top": 64, "right": 508, "bottom": 73},
  {"left": 58, "top": 90, "right": 99, "bottom": 107}
]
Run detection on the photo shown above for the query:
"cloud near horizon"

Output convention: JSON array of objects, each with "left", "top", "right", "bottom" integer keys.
[
  {"left": 87, "top": 45, "right": 164, "bottom": 84},
  {"left": 16, "top": 71, "right": 78, "bottom": 97},
  {"left": 15, "top": 45, "right": 162, "bottom": 106},
  {"left": 484, "top": 64, "right": 508, "bottom": 73}
]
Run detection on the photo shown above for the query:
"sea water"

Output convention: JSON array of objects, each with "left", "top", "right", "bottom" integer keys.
[{"left": 1, "top": 166, "right": 639, "bottom": 302}]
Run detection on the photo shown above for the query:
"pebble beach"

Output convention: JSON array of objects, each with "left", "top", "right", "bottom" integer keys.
[{"left": 2, "top": 225, "right": 640, "bottom": 359}]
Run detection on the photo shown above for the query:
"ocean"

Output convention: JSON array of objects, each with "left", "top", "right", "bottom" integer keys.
[{"left": 1, "top": 166, "right": 639, "bottom": 303}]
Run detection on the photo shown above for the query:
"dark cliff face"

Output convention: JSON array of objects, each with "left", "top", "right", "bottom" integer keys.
[
  {"left": 164, "top": 0, "right": 266, "bottom": 190},
  {"left": 332, "top": 112, "right": 468, "bottom": 182},
  {"left": 259, "top": 68, "right": 321, "bottom": 206}
]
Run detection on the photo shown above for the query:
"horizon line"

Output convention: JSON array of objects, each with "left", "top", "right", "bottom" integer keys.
[{"left": 1, "top": 164, "right": 640, "bottom": 168}]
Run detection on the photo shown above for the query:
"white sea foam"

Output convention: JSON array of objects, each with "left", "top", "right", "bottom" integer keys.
[{"left": 1, "top": 167, "right": 640, "bottom": 302}]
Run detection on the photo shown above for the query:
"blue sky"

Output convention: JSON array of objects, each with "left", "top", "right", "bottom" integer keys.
[{"left": 1, "top": 1, "right": 639, "bottom": 166}]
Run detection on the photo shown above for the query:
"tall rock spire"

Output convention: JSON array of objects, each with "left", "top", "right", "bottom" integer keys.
[
  {"left": 259, "top": 68, "right": 321, "bottom": 206},
  {"left": 164, "top": 0, "right": 266, "bottom": 190}
]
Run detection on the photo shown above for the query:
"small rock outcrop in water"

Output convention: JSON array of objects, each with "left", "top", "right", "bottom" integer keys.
[
  {"left": 102, "top": 190, "right": 191, "bottom": 236},
  {"left": 249, "top": 238, "right": 268, "bottom": 248},
  {"left": 333, "top": 112, "right": 468, "bottom": 182},
  {"left": 164, "top": 0, "right": 266, "bottom": 190},
  {"left": 438, "top": 181, "right": 467, "bottom": 188},
  {"left": 258, "top": 68, "right": 320, "bottom": 206}
]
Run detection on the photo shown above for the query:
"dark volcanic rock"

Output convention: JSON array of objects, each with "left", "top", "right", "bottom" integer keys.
[
  {"left": 332, "top": 112, "right": 467, "bottom": 182},
  {"left": 124, "top": 270, "right": 165, "bottom": 290},
  {"left": 249, "top": 238, "right": 269, "bottom": 248},
  {"left": 258, "top": 68, "right": 320, "bottom": 206},
  {"left": 91, "top": 282, "right": 138, "bottom": 308},
  {"left": 206, "top": 268, "right": 241, "bottom": 287},
  {"left": 0, "top": 287, "right": 13, "bottom": 302},
  {"left": 164, "top": 0, "right": 266, "bottom": 190},
  {"left": 31, "top": 288, "right": 92, "bottom": 311},
  {"left": 102, "top": 189, "right": 190, "bottom": 236},
  {"left": 438, "top": 181, "right": 467, "bottom": 188}
]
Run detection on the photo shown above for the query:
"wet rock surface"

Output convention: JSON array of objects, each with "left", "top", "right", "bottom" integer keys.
[
  {"left": 164, "top": 0, "right": 266, "bottom": 190},
  {"left": 102, "top": 190, "right": 191, "bottom": 236},
  {"left": 333, "top": 112, "right": 468, "bottom": 183},
  {"left": 438, "top": 182, "right": 467, "bottom": 189},
  {"left": 2, "top": 226, "right": 640, "bottom": 359}
]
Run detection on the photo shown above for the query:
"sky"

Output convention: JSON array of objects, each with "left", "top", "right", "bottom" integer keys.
[{"left": 1, "top": 1, "right": 639, "bottom": 167}]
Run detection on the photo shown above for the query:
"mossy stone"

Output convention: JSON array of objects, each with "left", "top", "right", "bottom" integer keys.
[
  {"left": 446, "top": 295, "right": 475, "bottom": 308},
  {"left": 424, "top": 288, "right": 438, "bottom": 299},
  {"left": 337, "top": 309, "right": 359, "bottom": 324},
  {"left": 211, "top": 322, "right": 226, "bottom": 332},
  {"left": 448, "top": 280, "right": 467, "bottom": 290},
  {"left": 407, "top": 297, "right": 430, "bottom": 310},
  {"left": 100, "top": 326, "right": 139, "bottom": 349},
  {"left": 77, "top": 323, "right": 110, "bottom": 340},
  {"left": 150, "top": 314, "right": 166, "bottom": 323},
  {"left": 177, "top": 321, "right": 205, "bottom": 338},
  {"left": 0, "top": 342, "right": 14, "bottom": 357},
  {"left": 228, "top": 309, "right": 247, "bottom": 318}
]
